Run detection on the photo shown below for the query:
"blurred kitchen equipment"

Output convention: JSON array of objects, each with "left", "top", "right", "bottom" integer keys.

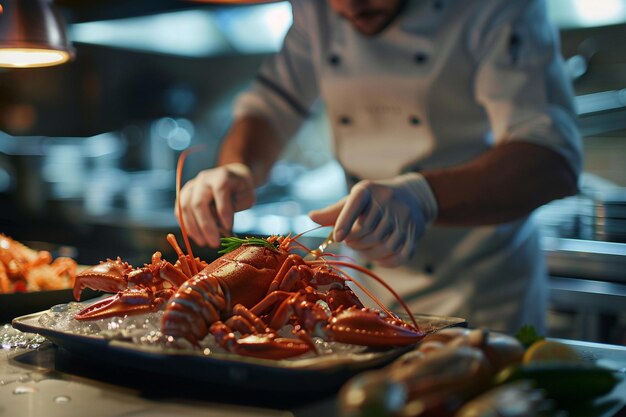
[
  {"left": 0, "top": 0, "right": 74, "bottom": 68},
  {"left": 581, "top": 187, "right": 626, "bottom": 243}
]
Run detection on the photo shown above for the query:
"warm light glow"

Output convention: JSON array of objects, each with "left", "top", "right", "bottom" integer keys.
[
  {"left": 0, "top": 48, "right": 70, "bottom": 68},
  {"left": 549, "top": 0, "right": 626, "bottom": 28},
  {"left": 573, "top": 0, "right": 625, "bottom": 26},
  {"left": 70, "top": 3, "right": 292, "bottom": 57}
]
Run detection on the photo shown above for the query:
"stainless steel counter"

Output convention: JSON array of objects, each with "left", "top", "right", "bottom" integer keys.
[
  {"left": 543, "top": 237, "right": 626, "bottom": 343},
  {"left": 0, "top": 333, "right": 625, "bottom": 417},
  {"left": 543, "top": 237, "right": 626, "bottom": 283}
]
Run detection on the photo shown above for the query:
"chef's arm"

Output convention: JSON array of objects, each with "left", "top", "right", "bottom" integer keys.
[
  {"left": 217, "top": 115, "right": 285, "bottom": 187},
  {"left": 423, "top": 141, "right": 578, "bottom": 226}
]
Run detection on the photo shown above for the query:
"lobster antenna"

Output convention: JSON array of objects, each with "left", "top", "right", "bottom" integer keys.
[
  {"left": 322, "top": 260, "right": 419, "bottom": 328},
  {"left": 175, "top": 145, "right": 204, "bottom": 267},
  {"left": 292, "top": 224, "right": 326, "bottom": 241},
  {"left": 290, "top": 225, "right": 332, "bottom": 257},
  {"left": 287, "top": 238, "right": 313, "bottom": 254},
  {"left": 330, "top": 267, "right": 396, "bottom": 318}
]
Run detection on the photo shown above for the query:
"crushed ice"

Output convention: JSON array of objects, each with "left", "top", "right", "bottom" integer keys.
[
  {"left": 0, "top": 324, "right": 46, "bottom": 350},
  {"left": 35, "top": 300, "right": 365, "bottom": 360}
]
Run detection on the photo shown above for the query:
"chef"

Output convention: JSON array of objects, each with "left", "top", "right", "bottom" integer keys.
[{"left": 178, "top": 0, "right": 582, "bottom": 334}]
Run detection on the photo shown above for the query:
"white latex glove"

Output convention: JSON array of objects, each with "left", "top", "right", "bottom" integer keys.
[
  {"left": 176, "top": 163, "right": 255, "bottom": 248},
  {"left": 308, "top": 173, "right": 438, "bottom": 267}
]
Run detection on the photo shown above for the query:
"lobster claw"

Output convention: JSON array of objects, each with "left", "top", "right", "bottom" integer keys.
[
  {"left": 73, "top": 258, "right": 133, "bottom": 301},
  {"left": 74, "top": 288, "right": 169, "bottom": 320},
  {"left": 323, "top": 307, "right": 426, "bottom": 347}
]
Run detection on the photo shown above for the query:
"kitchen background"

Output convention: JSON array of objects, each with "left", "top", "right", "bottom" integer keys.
[{"left": 0, "top": 0, "right": 625, "bottom": 344}]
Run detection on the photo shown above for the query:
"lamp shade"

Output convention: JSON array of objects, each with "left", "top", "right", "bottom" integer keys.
[
  {"left": 185, "top": 0, "right": 280, "bottom": 3},
  {"left": 0, "top": 0, "right": 74, "bottom": 68}
]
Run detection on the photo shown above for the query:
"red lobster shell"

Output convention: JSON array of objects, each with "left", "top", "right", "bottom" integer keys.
[{"left": 73, "top": 235, "right": 425, "bottom": 359}]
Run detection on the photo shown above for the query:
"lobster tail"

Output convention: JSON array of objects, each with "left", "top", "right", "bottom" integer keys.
[{"left": 161, "top": 267, "right": 228, "bottom": 344}]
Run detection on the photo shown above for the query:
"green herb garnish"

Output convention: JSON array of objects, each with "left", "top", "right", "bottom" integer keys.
[
  {"left": 515, "top": 324, "right": 545, "bottom": 348},
  {"left": 218, "top": 236, "right": 278, "bottom": 254}
]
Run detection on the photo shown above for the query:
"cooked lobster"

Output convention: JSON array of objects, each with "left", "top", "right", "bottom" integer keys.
[
  {"left": 0, "top": 233, "right": 77, "bottom": 293},
  {"left": 72, "top": 149, "right": 426, "bottom": 360}
]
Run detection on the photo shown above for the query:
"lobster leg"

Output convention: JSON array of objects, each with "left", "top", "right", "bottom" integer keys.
[
  {"left": 267, "top": 254, "right": 309, "bottom": 292},
  {"left": 210, "top": 320, "right": 313, "bottom": 360},
  {"left": 263, "top": 290, "right": 425, "bottom": 348},
  {"left": 267, "top": 292, "right": 328, "bottom": 332},
  {"left": 206, "top": 303, "right": 316, "bottom": 359},
  {"left": 226, "top": 304, "right": 270, "bottom": 334},
  {"left": 249, "top": 290, "right": 293, "bottom": 316},
  {"left": 271, "top": 260, "right": 365, "bottom": 312},
  {"left": 128, "top": 261, "right": 190, "bottom": 289}
]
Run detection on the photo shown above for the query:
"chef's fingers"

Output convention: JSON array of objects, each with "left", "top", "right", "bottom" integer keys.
[
  {"left": 356, "top": 216, "right": 410, "bottom": 264},
  {"left": 176, "top": 178, "right": 199, "bottom": 244},
  {"left": 177, "top": 178, "right": 209, "bottom": 246},
  {"left": 376, "top": 223, "right": 417, "bottom": 268},
  {"left": 334, "top": 184, "right": 371, "bottom": 242},
  {"left": 188, "top": 184, "right": 222, "bottom": 248},
  {"left": 354, "top": 229, "right": 397, "bottom": 261},
  {"left": 308, "top": 196, "right": 348, "bottom": 227},
  {"left": 345, "top": 197, "right": 384, "bottom": 242},
  {"left": 345, "top": 210, "right": 392, "bottom": 250},
  {"left": 212, "top": 173, "right": 237, "bottom": 234},
  {"left": 213, "top": 164, "right": 256, "bottom": 233}
]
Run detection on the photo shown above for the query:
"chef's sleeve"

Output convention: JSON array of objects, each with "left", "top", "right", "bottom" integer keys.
[
  {"left": 232, "top": 1, "right": 320, "bottom": 144},
  {"left": 472, "top": 0, "right": 582, "bottom": 177}
]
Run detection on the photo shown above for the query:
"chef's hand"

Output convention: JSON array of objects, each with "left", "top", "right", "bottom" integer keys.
[
  {"left": 176, "top": 163, "right": 256, "bottom": 248},
  {"left": 308, "top": 173, "right": 438, "bottom": 267}
]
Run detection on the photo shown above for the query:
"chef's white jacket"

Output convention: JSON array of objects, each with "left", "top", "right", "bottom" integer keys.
[{"left": 233, "top": 0, "right": 582, "bottom": 333}]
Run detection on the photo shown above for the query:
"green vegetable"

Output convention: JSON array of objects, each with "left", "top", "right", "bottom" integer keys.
[
  {"left": 496, "top": 362, "right": 619, "bottom": 403},
  {"left": 218, "top": 236, "right": 278, "bottom": 254},
  {"left": 515, "top": 324, "right": 545, "bottom": 347}
]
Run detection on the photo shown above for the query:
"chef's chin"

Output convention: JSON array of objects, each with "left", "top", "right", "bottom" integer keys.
[
  {"left": 350, "top": 15, "right": 391, "bottom": 36},
  {"left": 346, "top": 4, "right": 407, "bottom": 36}
]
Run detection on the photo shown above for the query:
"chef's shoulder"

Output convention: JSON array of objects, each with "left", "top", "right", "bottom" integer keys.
[
  {"left": 465, "top": 0, "right": 550, "bottom": 28},
  {"left": 464, "top": 0, "right": 556, "bottom": 59}
]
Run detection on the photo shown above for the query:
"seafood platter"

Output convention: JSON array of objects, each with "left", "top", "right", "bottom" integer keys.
[
  {"left": 11, "top": 229, "right": 466, "bottom": 393},
  {"left": 0, "top": 234, "right": 98, "bottom": 323}
]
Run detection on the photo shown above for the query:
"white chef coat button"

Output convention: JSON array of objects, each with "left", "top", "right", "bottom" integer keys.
[
  {"left": 433, "top": 0, "right": 445, "bottom": 11},
  {"left": 409, "top": 116, "right": 421, "bottom": 126},
  {"left": 339, "top": 115, "right": 352, "bottom": 125},
  {"left": 328, "top": 54, "right": 341, "bottom": 66},
  {"left": 414, "top": 53, "right": 429, "bottom": 64}
]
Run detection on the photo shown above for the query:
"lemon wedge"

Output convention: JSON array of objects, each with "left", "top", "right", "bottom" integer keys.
[{"left": 523, "top": 340, "right": 581, "bottom": 364}]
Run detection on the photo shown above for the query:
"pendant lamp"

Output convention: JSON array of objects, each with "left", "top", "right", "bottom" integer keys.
[
  {"left": 186, "top": 1, "right": 280, "bottom": 3},
  {"left": 0, "top": 0, "right": 74, "bottom": 68}
]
